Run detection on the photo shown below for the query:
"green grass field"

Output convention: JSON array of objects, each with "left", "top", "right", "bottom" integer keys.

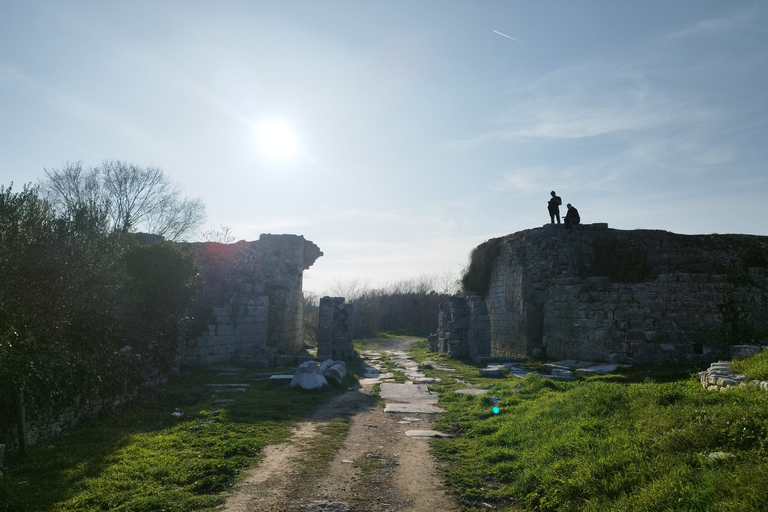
[
  {"left": 409, "top": 342, "right": 768, "bottom": 512},
  {"left": 0, "top": 363, "right": 360, "bottom": 512}
]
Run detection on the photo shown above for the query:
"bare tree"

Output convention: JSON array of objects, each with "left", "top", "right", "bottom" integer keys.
[
  {"left": 200, "top": 224, "right": 236, "bottom": 244},
  {"left": 329, "top": 277, "right": 371, "bottom": 301},
  {"left": 412, "top": 273, "right": 437, "bottom": 295},
  {"left": 43, "top": 160, "right": 206, "bottom": 241},
  {"left": 43, "top": 161, "right": 103, "bottom": 213},
  {"left": 437, "top": 269, "right": 461, "bottom": 295}
]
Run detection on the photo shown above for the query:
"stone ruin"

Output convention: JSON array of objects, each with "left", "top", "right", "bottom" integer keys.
[
  {"left": 183, "top": 234, "right": 322, "bottom": 367},
  {"left": 429, "top": 294, "right": 490, "bottom": 361},
  {"left": 433, "top": 224, "right": 768, "bottom": 365},
  {"left": 316, "top": 296, "right": 355, "bottom": 360}
]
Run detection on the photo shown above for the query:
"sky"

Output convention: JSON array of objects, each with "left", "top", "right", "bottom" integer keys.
[{"left": 1, "top": 1, "right": 767, "bottom": 295}]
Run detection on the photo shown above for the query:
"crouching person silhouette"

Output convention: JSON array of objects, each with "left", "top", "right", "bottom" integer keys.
[{"left": 564, "top": 203, "right": 580, "bottom": 230}]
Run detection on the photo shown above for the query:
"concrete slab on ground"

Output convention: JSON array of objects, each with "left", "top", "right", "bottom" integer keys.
[
  {"left": 268, "top": 375, "right": 293, "bottom": 385},
  {"left": 455, "top": 388, "right": 488, "bottom": 396},
  {"left": 412, "top": 377, "right": 441, "bottom": 384},
  {"left": 384, "top": 403, "right": 444, "bottom": 414},
  {"left": 404, "top": 430, "right": 452, "bottom": 439}
]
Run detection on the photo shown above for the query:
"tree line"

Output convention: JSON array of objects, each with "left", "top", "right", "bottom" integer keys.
[
  {"left": 0, "top": 161, "right": 206, "bottom": 451},
  {"left": 303, "top": 272, "right": 461, "bottom": 341}
]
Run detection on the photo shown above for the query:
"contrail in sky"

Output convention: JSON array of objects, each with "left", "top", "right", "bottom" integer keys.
[{"left": 492, "top": 29, "right": 527, "bottom": 45}]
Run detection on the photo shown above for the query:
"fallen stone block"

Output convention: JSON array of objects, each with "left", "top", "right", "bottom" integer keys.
[
  {"left": 268, "top": 375, "right": 294, "bottom": 386},
  {"left": 291, "top": 361, "right": 328, "bottom": 390},
  {"left": 479, "top": 366, "right": 509, "bottom": 378},
  {"left": 323, "top": 361, "right": 347, "bottom": 385},
  {"left": 551, "top": 368, "right": 574, "bottom": 379}
]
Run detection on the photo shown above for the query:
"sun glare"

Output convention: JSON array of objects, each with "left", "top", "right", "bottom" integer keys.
[{"left": 255, "top": 120, "right": 298, "bottom": 161}]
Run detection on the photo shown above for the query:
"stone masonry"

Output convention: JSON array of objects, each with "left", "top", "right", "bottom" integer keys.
[
  {"left": 183, "top": 234, "right": 322, "bottom": 366},
  {"left": 316, "top": 297, "right": 354, "bottom": 360},
  {"left": 437, "top": 224, "right": 768, "bottom": 365},
  {"left": 435, "top": 294, "right": 490, "bottom": 361}
]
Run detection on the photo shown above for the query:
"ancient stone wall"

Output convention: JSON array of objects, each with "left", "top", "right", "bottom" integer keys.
[
  {"left": 454, "top": 224, "right": 768, "bottom": 364},
  {"left": 435, "top": 294, "right": 490, "bottom": 361},
  {"left": 183, "top": 234, "right": 322, "bottom": 366},
  {"left": 316, "top": 297, "right": 354, "bottom": 360}
]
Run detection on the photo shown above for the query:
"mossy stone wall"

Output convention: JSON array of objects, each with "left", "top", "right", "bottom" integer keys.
[{"left": 478, "top": 224, "right": 768, "bottom": 364}]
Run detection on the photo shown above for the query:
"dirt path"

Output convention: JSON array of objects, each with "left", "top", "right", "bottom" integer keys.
[{"left": 220, "top": 337, "right": 461, "bottom": 512}]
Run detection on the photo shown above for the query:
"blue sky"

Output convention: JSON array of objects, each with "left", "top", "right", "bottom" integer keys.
[{"left": 1, "top": 1, "right": 766, "bottom": 294}]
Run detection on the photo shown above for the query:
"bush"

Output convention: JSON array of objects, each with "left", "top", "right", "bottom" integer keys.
[
  {"left": 461, "top": 236, "right": 510, "bottom": 297},
  {"left": 0, "top": 183, "right": 204, "bottom": 448}
]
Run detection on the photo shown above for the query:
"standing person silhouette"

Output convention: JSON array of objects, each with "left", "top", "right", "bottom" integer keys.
[
  {"left": 565, "top": 203, "right": 580, "bottom": 230},
  {"left": 548, "top": 191, "right": 562, "bottom": 224}
]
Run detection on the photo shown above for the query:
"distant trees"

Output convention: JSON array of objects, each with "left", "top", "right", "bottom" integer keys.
[
  {"left": 43, "top": 160, "right": 206, "bottom": 241},
  {"left": 322, "top": 272, "right": 461, "bottom": 338},
  {"left": 200, "top": 224, "right": 236, "bottom": 244}
]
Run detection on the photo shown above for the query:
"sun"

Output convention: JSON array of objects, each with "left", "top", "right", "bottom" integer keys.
[{"left": 255, "top": 120, "right": 298, "bottom": 161}]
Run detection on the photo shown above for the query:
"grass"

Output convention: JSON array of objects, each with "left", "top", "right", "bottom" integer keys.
[
  {"left": 0, "top": 361, "right": 365, "bottom": 512},
  {"left": 377, "top": 353, "right": 408, "bottom": 383},
  {"left": 731, "top": 350, "right": 768, "bottom": 381},
  {"left": 408, "top": 345, "right": 768, "bottom": 512}
]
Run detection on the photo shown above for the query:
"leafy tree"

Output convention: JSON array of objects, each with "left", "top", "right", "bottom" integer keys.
[
  {"left": 0, "top": 183, "right": 204, "bottom": 448},
  {"left": 124, "top": 241, "right": 204, "bottom": 373}
]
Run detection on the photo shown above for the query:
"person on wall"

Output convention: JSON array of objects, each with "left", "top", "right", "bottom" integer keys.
[
  {"left": 564, "top": 203, "right": 580, "bottom": 230},
  {"left": 548, "top": 190, "right": 562, "bottom": 224}
]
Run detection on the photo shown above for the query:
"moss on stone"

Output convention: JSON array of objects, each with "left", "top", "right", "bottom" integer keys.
[{"left": 461, "top": 235, "right": 512, "bottom": 297}]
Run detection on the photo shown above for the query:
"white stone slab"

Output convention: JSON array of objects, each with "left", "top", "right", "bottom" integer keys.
[
  {"left": 380, "top": 383, "right": 438, "bottom": 403},
  {"left": 384, "top": 403, "right": 444, "bottom": 414},
  {"left": 268, "top": 375, "right": 294, "bottom": 385},
  {"left": 455, "top": 388, "right": 488, "bottom": 396},
  {"left": 404, "top": 430, "right": 451, "bottom": 439}
]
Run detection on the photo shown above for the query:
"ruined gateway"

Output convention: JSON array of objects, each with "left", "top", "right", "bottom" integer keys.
[
  {"left": 434, "top": 224, "right": 768, "bottom": 365},
  {"left": 183, "top": 234, "right": 322, "bottom": 367}
]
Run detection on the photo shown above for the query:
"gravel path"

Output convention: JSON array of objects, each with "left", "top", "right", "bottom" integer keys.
[{"left": 220, "top": 337, "right": 461, "bottom": 512}]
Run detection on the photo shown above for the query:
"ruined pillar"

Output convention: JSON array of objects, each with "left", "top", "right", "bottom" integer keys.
[{"left": 316, "top": 296, "right": 355, "bottom": 360}]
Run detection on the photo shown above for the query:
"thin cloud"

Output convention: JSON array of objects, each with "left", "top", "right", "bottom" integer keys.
[
  {"left": 492, "top": 29, "right": 527, "bottom": 46},
  {"left": 0, "top": 64, "right": 145, "bottom": 141},
  {"left": 664, "top": 8, "right": 755, "bottom": 40}
]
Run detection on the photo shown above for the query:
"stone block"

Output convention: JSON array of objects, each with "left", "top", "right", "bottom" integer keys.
[
  {"left": 731, "top": 345, "right": 764, "bottom": 360},
  {"left": 290, "top": 362, "right": 328, "bottom": 390},
  {"left": 269, "top": 374, "right": 293, "bottom": 386},
  {"left": 551, "top": 368, "right": 574, "bottom": 379}
]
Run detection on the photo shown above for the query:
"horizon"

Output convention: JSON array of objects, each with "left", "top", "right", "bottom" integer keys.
[{"left": 2, "top": 1, "right": 766, "bottom": 295}]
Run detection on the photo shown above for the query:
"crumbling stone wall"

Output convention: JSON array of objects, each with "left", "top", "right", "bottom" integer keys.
[
  {"left": 183, "top": 234, "right": 322, "bottom": 366},
  {"left": 316, "top": 297, "right": 354, "bottom": 360},
  {"left": 435, "top": 294, "right": 490, "bottom": 361},
  {"left": 452, "top": 224, "right": 768, "bottom": 364}
]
